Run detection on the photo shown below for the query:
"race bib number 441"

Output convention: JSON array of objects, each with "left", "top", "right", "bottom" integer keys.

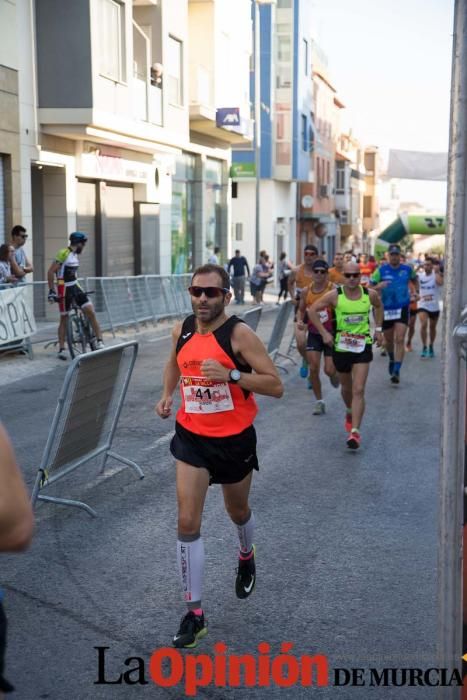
[{"left": 182, "top": 376, "right": 234, "bottom": 413}]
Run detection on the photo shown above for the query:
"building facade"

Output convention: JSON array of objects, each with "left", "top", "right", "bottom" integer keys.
[
  {"left": 231, "top": 0, "right": 314, "bottom": 272},
  {"left": 6, "top": 0, "right": 252, "bottom": 285},
  {"left": 299, "top": 41, "right": 343, "bottom": 263},
  {"left": 335, "top": 130, "right": 366, "bottom": 251}
]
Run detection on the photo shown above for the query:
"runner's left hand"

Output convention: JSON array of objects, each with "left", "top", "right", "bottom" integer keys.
[{"left": 201, "top": 359, "right": 230, "bottom": 382}]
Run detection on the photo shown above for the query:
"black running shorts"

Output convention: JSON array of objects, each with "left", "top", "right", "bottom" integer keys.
[
  {"left": 0, "top": 602, "right": 14, "bottom": 694},
  {"left": 332, "top": 345, "right": 373, "bottom": 373},
  {"left": 417, "top": 308, "right": 440, "bottom": 320},
  {"left": 306, "top": 331, "right": 332, "bottom": 356},
  {"left": 170, "top": 422, "right": 259, "bottom": 485},
  {"left": 382, "top": 305, "right": 410, "bottom": 330}
]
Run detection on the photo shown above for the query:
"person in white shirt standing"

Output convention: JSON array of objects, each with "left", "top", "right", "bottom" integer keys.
[{"left": 417, "top": 257, "right": 444, "bottom": 359}]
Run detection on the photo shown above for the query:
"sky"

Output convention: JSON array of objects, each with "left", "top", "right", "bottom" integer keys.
[{"left": 310, "top": 0, "right": 454, "bottom": 211}]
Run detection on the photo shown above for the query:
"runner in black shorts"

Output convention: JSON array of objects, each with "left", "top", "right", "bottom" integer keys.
[
  {"left": 309, "top": 262, "right": 383, "bottom": 450},
  {"left": 155, "top": 264, "right": 283, "bottom": 649},
  {"left": 297, "top": 259, "right": 339, "bottom": 415}
]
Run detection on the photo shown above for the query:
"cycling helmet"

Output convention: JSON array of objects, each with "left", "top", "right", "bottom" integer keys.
[{"left": 69, "top": 231, "right": 88, "bottom": 245}]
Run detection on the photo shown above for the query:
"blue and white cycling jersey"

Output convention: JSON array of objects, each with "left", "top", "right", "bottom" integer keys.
[{"left": 370, "top": 263, "right": 417, "bottom": 310}]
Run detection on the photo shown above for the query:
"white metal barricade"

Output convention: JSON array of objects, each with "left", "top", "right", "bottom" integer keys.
[{"left": 31, "top": 342, "right": 143, "bottom": 517}]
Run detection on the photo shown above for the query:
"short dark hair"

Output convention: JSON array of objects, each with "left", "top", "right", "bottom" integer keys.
[
  {"left": 235, "top": 249, "right": 240, "bottom": 254},
  {"left": 0, "top": 244, "right": 11, "bottom": 262},
  {"left": 304, "top": 244, "right": 318, "bottom": 254},
  {"left": 214, "top": 246, "right": 221, "bottom": 254},
  {"left": 11, "top": 225, "right": 26, "bottom": 238},
  {"left": 191, "top": 264, "right": 230, "bottom": 289}
]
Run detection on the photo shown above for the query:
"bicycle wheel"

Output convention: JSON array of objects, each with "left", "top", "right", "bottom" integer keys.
[{"left": 66, "top": 314, "right": 87, "bottom": 359}]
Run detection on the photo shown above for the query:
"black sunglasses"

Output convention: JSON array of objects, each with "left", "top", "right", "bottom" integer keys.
[
  {"left": 188, "top": 286, "right": 229, "bottom": 298},
  {"left": 313, "top": 269, "right": 328, "bottom": 274},
  {"left": 344, "top": 272, "right": 360, "bottom": 279}
]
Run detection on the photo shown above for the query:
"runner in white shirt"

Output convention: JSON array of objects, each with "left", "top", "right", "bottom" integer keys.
[{"left": 417, "top": 257, "right": 443, "bottom": 359}]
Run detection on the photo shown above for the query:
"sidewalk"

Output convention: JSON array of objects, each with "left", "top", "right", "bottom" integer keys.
[{"left": 0, "top": 289, "right": 284, "bottom": 385}]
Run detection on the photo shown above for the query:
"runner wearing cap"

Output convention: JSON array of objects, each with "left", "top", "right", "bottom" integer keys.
[
  {"left": 288, "top": 244, "right": 319, "bottom": 379},
  {"left": 308, "top": 262, "right": 383, "bottom": 449},
  {"left": 370, "top": 244, "right": 418, "bottom": 384},
  {"left": 297, "top": 259, "right": 339, "bottom": 415}
]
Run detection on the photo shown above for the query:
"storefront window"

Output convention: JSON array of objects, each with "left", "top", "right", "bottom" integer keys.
[
  {"left": 205, "top": 159, "right": 223, "bottom": 251},
  {"left": 171, "top": 155, "right": 195, "bottom": 273}
]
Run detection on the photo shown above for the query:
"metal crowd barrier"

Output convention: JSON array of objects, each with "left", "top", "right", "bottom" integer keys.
[
  {"left": 85, "top": 274, "right": 192, "bottom": 334},
  {"left": 0, "top": 283, "right": 35, "bottom": 359},
  {"left": 9, "top": 275, "right": 196, "bottom": 343},
  {"left": 267, "top": 300, "right": 295, "bottom": 372},
  {"left": 241, "top": 305, "right": 263, "bottom": 331},
  {"left": 31, "top": 341, "right": 143, "bottom": 517}
]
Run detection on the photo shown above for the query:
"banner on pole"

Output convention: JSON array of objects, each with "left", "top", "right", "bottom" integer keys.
[{"left": 0, "top": 286, "right": 36, "bottom": 344}]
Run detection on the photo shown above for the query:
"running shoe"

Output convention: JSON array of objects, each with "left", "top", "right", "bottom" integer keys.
[
  {"left": 405, "top": 344, "right": 413, "bottom": 352},
  {"left": 57, "top": 348, "right": 67, "bottom": 361},
  {"left": 345, "top": 412, "right": 352, "bottom": 432},
  {"left": 428, "top": 347, "right": 435, "bottom": 359},
  {"left": 390, "top": 372, "right": 400, "bottom": 384},
  {"left": 236, "top": 545, "right": 256, "bottom": 599},
  {"left": 173, "top": 611, "right": 208, "bottom": 648},
  {"left": 299, "top": 359, "right": 308, "bottom": 378},
  {"left": 347, "top": 429, "right": 361, "bottom": 450},
  {"left": 380, "top": 349, "right": 387, "bottom": 356},
  {"left": 96, "top": 340, "right": 105, "bottom": 350},
  {"left": 329, "top": 373, "right": 340, "bottom": 388},
  {"left": 420, "top": 347, "right": 429, "bottom": 359},
  {"left": 312, "top": 400, "right": 326, "bottom": 415}
]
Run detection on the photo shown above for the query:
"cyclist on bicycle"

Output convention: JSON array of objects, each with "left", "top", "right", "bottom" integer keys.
[{"left": 47, "top": 232, "right": 104, "bottom": 360}]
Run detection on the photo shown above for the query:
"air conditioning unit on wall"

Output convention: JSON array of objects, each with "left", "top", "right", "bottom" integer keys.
[{"left": 319, "top": 184, "right": 331, "bottom": 198}]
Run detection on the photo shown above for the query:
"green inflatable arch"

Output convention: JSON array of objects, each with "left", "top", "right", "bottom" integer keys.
[{"left": 375, "top": 213, "right": 445, "bottom": 256}]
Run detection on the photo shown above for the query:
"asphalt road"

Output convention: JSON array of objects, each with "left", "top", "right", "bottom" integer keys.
[{"left": 0, "top": 305, "right": 442, "bottom": 699}]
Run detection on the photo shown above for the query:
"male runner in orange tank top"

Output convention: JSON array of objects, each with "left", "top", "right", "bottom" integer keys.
[
  {"left": 287, "top": 244, "right": 319, "bottom": 379},
  {"left": 156, "top": 264, "right": 283, "bottom": 649}
]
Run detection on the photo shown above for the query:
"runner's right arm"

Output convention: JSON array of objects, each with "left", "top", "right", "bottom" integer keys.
[
  {"left": 308, "top": 290, "right": 338, "bottom": 346},
  {"left": 0, "top": 424, "right": 34, "bottom": 552},
  {"left": 155, "top": 322, "right": 182, "bottom": 419}
]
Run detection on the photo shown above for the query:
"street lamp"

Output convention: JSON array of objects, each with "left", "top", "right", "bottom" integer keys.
[{"left": 254, "top": 0, "right": 275, "bottom": 263}]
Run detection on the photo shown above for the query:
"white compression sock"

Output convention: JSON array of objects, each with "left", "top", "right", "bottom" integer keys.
[
  {"left": 235, "top": 511, "right": 255, "bottom": 554},
  {"left": 177, "top": 534, "right": 205, "bottom": 610}
]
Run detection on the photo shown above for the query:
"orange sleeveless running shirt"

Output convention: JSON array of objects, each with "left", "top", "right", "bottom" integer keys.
[{"left": 176, "top": 316, "right": 258, "bottom": 437}]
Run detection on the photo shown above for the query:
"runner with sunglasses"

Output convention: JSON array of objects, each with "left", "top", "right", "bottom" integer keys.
[
  {"left": 155, "top": 264, "right": 283, "bottom": 648},
  {"left": 370, "top": 244, "right": 418, "bottom": 384},
  {"left": 308, "top": 262, "right": 383, "bottom": 449},
  {"left": 287, "top": 244, "right": 319, "bottom": 379},
  {"left": 297, "top": 259, "right": 339, "bottom": 414}
]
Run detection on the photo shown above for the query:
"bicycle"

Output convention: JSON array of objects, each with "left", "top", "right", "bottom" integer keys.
[{"left": 66, "top": 291, "right": 97, "bottom": 359}]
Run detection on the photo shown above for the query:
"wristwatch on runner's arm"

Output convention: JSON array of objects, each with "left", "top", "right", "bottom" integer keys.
[{"left": 229, "top": 369, "right": 241, "bottom": 383}]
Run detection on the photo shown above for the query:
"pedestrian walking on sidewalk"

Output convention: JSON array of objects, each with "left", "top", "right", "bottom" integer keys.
[
  {"left": 155, "top": 263, "right": 283, "bottom": 648},
  {"left": 228, "top": 250, "right": 250, "bottom": 304}
]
